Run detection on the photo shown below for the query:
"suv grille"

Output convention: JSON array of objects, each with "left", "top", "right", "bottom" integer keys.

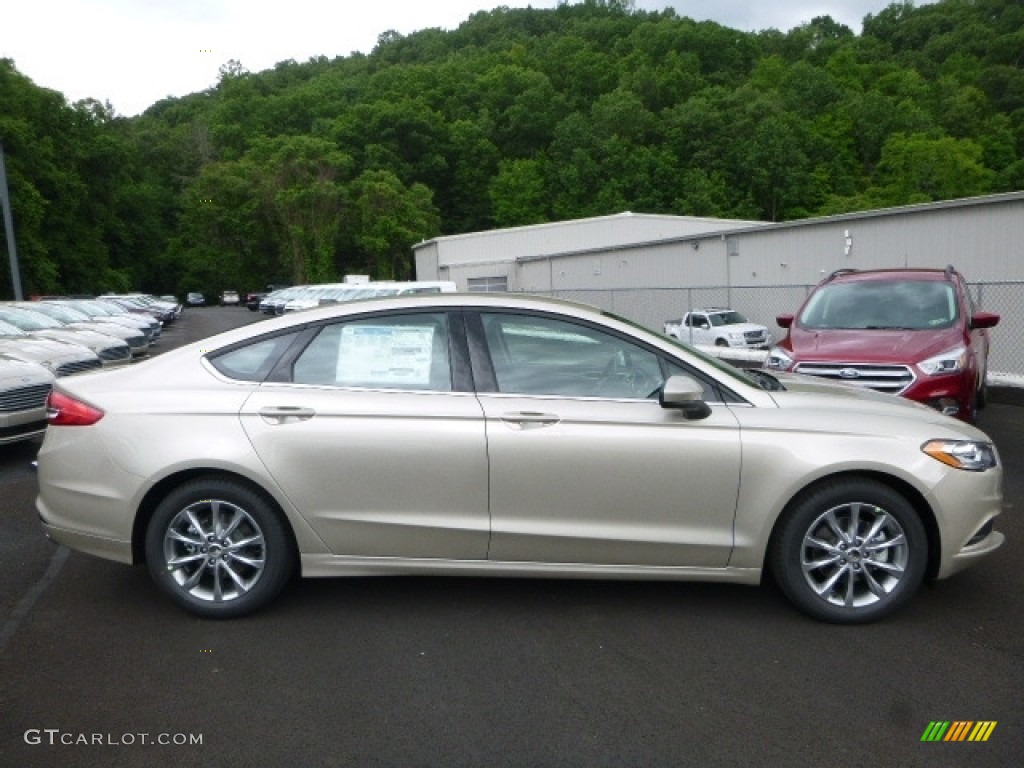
[
  {"left": 745, "top": 330, "right": 768, "bottom": 343},
  {"left": 793, "top": 362, "right": 915, "bottom": 395},
  {"left": 56, "top": 359, "right": 103, "bottom": 377},
  {"left": 0, "top": 383, "right": 52, "bottom": 412}
]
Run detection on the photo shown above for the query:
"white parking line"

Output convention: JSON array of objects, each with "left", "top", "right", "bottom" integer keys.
[{"left": 0, "top": 545, "right": 69, "bottom": 655}]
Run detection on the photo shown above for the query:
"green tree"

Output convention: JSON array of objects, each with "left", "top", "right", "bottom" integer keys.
[
  {"left": 490, "top": 158, "right": 549, "bottom": 227},
  {"left": 870, "top": 132, "right": 996, "bottom": 204},
  {"left": 346, "top": 170, "right": 441, "bottom": 279},
  {"left": 248, "top": 136, "right": 352, "bottom": 284}
]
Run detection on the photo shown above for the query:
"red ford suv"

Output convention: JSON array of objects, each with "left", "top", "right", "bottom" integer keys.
[{"left": 765, "top": 266, "right": 999, "bottom": 422}]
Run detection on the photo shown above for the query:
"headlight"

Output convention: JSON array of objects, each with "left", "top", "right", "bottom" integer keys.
[
  {"left": 922, "top": 439, "right": 998, "bottom": 471},
  {"left": 765, "top": 347, "right": 793, "bottom": 371},
  {"left": 918, "top": 347, "right": 966, "bottom": 376}
]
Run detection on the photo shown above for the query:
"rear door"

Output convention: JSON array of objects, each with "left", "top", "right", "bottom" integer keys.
[{"left": 239, "top": 311, "right": 490, "bottom": 559}]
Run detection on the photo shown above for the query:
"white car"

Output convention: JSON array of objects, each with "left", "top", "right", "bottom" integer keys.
[
  {"left": 36, "top": 293, "right": 1003, "bottom": 623},
  {"left": 665, "top": 309, "right": 771, "bottom": 349}
]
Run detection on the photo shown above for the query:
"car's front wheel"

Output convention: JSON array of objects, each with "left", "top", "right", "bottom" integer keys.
[
  {"left": 145, "top": 477, "right": 294, "bottom": 619},
  {"left": 770, "top": 479, "right": 927, "bottom": 624}
]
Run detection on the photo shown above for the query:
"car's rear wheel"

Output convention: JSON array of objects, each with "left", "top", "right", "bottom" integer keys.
[
  {"left": 770, "top": 479, "right": 927, "bottom": 624},
  {"left": 145, "top": 477, "right": 294, "bottom": 619}
]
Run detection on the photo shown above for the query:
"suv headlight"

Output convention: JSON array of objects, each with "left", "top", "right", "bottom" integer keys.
[
  {"left": 765, "top": 346, "right": 794, "bottom": 371},
  {"left": 922, "top": 439, "right": 997, "bottom": 471},
  {"left": 918, "top": 347, "right": 967, "bottom": 376}
]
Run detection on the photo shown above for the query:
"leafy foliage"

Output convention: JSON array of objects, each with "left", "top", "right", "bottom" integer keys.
[{"left": 0, "top": 0, "right": 1021, "bottom": 296}]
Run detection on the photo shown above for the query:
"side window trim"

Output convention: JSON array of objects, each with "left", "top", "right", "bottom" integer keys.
[{"left": 266, "top": 325, "right": 323, "bottom": 383}]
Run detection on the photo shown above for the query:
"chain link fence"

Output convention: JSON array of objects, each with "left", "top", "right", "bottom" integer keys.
[{"left": 524, "top": 282, "right": 1024, "bottom": 378}]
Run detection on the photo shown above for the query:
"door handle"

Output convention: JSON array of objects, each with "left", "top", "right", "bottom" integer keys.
[
  {"left": 500, "top": 411, "right": 560, "bottom": 430},
  {"left": 258, "top": 406, "right": 316, "bottom": 424}
]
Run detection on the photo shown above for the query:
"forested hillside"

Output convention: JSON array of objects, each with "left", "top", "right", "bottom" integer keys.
[{"left": 1, "top": 0, "right": 1022, "bottom": 296}]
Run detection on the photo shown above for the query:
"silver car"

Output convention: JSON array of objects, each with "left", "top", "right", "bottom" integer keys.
[
  {"left": 35, "top": 294, "right": 1004, "bottom": 622},
  {"left": 0, "top": 320, "right": 103, "bottom": 377},
  {"left": 0, "top": 357, "right": 54, "bottom": 444}
]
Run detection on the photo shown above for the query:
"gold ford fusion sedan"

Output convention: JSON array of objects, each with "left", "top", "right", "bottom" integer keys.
[{"left": 35, "top": 294, "right": 1004, "bottom": 623}]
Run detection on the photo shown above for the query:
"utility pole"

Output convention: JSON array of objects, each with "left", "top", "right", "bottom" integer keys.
[{"left": 0, "top": 141, "right": 24, "bottom": 300}]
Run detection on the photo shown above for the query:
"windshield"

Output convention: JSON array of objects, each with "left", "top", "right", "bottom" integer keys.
[
  {"left": 0, "top": 309, "right": 62, "bottom": 331},
  {"left": 710, "top": 311, "right": 747, "bottom": 326},
  {"left": 24, "top": 303, "right": 87, "bottom": 323},
  {"left": 0, "top": 320, "right": 27, "bottom": 337},
  {"left": 799, "top": 280, "right": 958, "bottom": 330}
]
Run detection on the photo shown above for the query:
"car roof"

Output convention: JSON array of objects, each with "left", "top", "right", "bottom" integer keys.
[{"left": 824, "top": 267, "right": 956, "bottom": 285}]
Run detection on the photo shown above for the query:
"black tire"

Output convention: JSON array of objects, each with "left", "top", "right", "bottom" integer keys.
[
  {"left": 714, "top": 338, "right": 729, "bottom": 347},
  {"left": 145, "top": 477, "right": 294, "bottom": 619},
  {"left": 769, "top": 479, "right": 927, "bottom": 624},
  {"left": 976, "top": 374, "right": 988, "bottom": 410}
]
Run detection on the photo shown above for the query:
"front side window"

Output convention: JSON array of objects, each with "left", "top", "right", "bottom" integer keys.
[
  {"left": 480, "top": 312, "right": 664, "bottom": 399},
  {"left": 293, "top": 312, "right": 452, "bottom": 391}
]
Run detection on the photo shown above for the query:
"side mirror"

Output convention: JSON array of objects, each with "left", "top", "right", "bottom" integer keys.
[
  {"left": 776, "top": 314, "right": 794, "bottom": 329},
  {"left": 659, "top": 375, "right": 712, "bottom": 420},
  {"left": 970, "top": 311, "right": 999, "bottom": 330}
]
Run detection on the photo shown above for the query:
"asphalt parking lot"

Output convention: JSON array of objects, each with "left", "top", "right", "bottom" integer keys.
[{"left": 0, "top": 307, "right": 1021, "bottom": 768}]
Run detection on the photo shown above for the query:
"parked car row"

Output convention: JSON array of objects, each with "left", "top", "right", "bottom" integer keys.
[
  {"left": 0, "top": 294, "right": 179, "bottom": 445},
  {"left": 183, "top": 290, "right": 244, "bottom": 307},
  {"left": 258, "top": 281, "right": 457, "bottom": 315}
]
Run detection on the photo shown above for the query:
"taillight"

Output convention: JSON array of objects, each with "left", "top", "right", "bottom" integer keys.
[{"left": 46, "top": 390, "right": 105, "bottom": 426}]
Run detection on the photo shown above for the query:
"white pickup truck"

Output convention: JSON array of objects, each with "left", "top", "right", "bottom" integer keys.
[{"left": 663, "top": 308, "right": 772, "bottom": 349}]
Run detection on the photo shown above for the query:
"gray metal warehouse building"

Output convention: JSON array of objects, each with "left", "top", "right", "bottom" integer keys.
[{"left": 413, "top": 191, "right": 1024, "bottom": 376}]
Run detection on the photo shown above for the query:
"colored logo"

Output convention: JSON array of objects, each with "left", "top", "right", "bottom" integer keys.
[{"left": 921, "top": 721, "right": 997, "bottom": 742}]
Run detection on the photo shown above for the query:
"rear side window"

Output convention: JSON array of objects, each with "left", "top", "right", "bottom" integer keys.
[
  {"left": 209, "top": 332, "right": 301, "bottom": 381},
  {"left": 293, "top": 313, "right": 452, "bottom": 391}
]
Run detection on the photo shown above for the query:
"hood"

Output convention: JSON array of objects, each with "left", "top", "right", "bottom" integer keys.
[
  {"left": 0, "top": 357, "right": 55, "bottom": 386},
  {"left": 720, "top": 322, "right": 767, "bottom": 334},
  {"left": 0, "top": 336, "right": 96, "bottom": 362},
  {"left": 766, "top": 371, "right": 989, "bottom": 439},
  {"left": 786, "top": 326, "right": 959, "bottom": 363},
  {"left": 31, "top": 328, "right": 125, "bottom": 350}
]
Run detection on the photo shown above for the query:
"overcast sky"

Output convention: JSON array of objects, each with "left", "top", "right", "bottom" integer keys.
[{"left": 4, "top": 1, "right": 931, "bottom": 117}]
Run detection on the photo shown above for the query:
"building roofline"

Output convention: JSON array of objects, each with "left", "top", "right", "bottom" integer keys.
[
  {"left": 516, "top": 192, "right": 1024, "bottom": 262},
  {"left": 417, "top": 192, "right": 1024, "bottom": 265},
  {"left": 413, "top": 210, "right": 766, "bottom": 250}
]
